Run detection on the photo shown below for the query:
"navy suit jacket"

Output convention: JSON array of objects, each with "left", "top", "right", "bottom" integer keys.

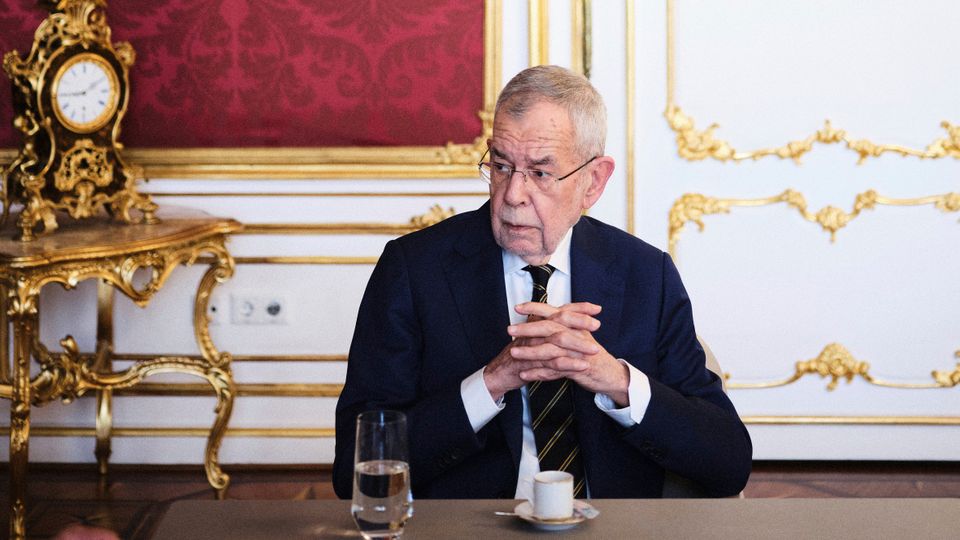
[{"left": 333, "top": 202, "right": 751, "bottom": 499}]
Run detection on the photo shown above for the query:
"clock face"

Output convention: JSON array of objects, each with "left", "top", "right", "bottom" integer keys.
[{"left": 51, "top": 52, "right": 121, "bottom": 133}]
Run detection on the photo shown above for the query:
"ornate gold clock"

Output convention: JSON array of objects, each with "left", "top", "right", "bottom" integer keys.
[{"left": 2, "top": 0, "right": 156, "bottom": 241}]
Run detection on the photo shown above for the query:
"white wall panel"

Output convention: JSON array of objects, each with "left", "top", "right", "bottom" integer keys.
[{"left": 635, "top": 0, "right": 960, "bottom": 459}]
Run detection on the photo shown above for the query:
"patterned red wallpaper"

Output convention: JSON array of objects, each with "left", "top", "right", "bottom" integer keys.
[{"left": 0, "top": 0, "right": 484, "bottom": 148}]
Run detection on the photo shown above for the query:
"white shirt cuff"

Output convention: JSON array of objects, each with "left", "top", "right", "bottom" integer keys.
[
  {"left": 461, "top": 366, "right": 505, "bottom": 432},
  {"left": 594, "top": 360, "right": 651, "bottom": 427}
]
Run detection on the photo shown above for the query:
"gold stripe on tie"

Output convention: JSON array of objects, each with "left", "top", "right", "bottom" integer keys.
[
  {"left": 558, "top": 446, "right": 580, "bottom": 473},
  {"left": 537, "top": 413, "right": 575, "bottom": 461},
  {"left": 573, "top": 478, "right": 585, "bottom": 497},
  {"left": 531, "top": 380, "right": 570, "bottom": 429}
]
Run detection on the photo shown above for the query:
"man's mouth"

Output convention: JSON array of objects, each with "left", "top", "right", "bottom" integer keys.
[{"left": 504, "top": 222, "right": 535, "bottom": 233}]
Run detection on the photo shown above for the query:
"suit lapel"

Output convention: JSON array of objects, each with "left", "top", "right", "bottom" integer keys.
[
  {"left": 570, "top": 218, "right": 624, "bottom": 348},
  {"left": 443, "top": 205, "right": 524, "bottom": 467},
  {"left": 443, "top": 203, "right": 511, "bottom": 369},
  {"left": 570, "top": 218, "right": 625, "bottom": 477}
]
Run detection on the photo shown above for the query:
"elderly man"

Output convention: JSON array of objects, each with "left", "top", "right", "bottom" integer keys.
[{"left": 334, "top": 65, "right": 751, "bottom": 500}]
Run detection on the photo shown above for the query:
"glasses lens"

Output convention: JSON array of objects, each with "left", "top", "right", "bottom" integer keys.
[
  {"left": 478, "top": 163, "right": 492, "bottom": 183},
  {"left": 531, "top": 173, "right": 555, "bottom": 192}
]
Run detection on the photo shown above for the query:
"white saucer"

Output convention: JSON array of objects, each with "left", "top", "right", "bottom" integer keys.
[{"left": 513, "top": 500, "right": 597, "bottom": 531}]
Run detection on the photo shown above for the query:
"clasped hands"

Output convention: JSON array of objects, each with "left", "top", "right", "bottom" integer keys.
[{"left": 483, "top": 301, "right": 630, "bottom": 407}]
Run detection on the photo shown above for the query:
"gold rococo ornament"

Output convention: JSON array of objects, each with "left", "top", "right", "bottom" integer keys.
[{"left": 1, "top": 0, "right": 156, "bottom": 241}]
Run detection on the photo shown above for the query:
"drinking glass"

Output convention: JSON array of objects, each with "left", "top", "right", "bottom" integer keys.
[{"left": 351, "top": 410, "right": 414, "bottom": 539}]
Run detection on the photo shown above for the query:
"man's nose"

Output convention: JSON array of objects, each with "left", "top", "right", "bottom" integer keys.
[{"left": 502, "top": 170, "right": 531, "bottom": 204}]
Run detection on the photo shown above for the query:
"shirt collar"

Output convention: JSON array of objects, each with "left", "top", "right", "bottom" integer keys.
[{"left": 501, "top": 227, "right": 573, "bottom": 276}]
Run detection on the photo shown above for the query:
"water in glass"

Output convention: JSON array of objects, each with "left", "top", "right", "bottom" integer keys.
[
  {"left": 352, "top": 410, "right": 413, "bottom": 539},
  {"left": 352, "top": 459, "right": 412, "bottom": 539}
]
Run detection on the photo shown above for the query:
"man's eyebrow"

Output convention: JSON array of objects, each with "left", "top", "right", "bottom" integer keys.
[
  {"left": 528, "top": 155, "right": 556, "bottom": 168},
  {"left": 490, "top": 148, "right": 556, "bottom": 167}
]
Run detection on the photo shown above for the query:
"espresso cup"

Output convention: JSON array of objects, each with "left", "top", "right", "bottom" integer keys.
[{"left": 532, "top": 470, "right": 574, "bottom": 520}]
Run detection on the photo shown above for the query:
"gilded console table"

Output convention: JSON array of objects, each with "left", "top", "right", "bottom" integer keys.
[{"left": 0, "top": 208, "right": 241, "bottom": 540}]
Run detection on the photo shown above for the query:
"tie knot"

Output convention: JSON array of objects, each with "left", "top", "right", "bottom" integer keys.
[{"left": 523, "top": 264, "right": 555, "bottom": 303}]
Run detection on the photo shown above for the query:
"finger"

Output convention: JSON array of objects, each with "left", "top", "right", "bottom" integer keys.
[
  {"left": 514, "top": 301, "right": 560, "bottom": 318},
  {"left": 520, "top": 336, "right": 548, "bottom": 348},
  {"left": 507, "top": 319, "right": 568, "bottom": 338},
  {"left": 511, "top": 342, "right": 584, "bottom": 362},
  {"left": 519, "top": 357, "right": 590, "bottom": 378},
  {"left": 546, "top": 356, "right": 591, "bottom": 372},
  {"left": 558, "top": 302, "right": 602, "bottom": 316},
  {"left": 545, "top": 330, "right": 602, "bottom": 355},
  {"left": 548, "top": 309, "right": 601, "bottom": 332},
  {"left": 516, "top": 302, "right": 602, "bottom": 325},
  {"left": 518, "top": 367, "right": 565, "bottom": 382},
  {"left": 511, "top": 324, "right": 602, "bottom": 355}
]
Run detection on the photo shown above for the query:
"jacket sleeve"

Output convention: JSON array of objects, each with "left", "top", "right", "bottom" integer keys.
[
  {"left": 619, "top": 253, "right": 753, "bottom": 496},
  {"left": 332, "top": 240, "right": 487, "bottom": 499}
]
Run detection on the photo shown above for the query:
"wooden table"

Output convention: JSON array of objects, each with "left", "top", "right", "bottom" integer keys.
[
  {"left": 0, "top": 208, "right": 241, "bottom": 540},
  {"left": 151, "top": 498, "right": 959, "bottom": 539}
]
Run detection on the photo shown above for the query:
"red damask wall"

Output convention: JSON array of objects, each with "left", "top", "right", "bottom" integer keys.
[{"left": 0, "top": 0, "right": 484, "bottom": 148}]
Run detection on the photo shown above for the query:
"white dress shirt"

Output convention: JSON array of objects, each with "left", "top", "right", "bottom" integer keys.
[{"left": 459, "top": 229, "right": 652, "bottom": 501}]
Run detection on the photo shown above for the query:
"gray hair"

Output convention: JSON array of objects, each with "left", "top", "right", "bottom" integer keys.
[{"left": 494, "top": 65, "right": 606, "bottom": 159}]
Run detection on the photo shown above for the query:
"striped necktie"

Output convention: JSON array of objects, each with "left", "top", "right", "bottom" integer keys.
[{"left": 522, "top": 264, "right": 586, "bottom": 497}]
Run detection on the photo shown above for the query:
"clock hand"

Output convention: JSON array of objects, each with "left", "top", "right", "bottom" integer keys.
[{"left": 60, "top": 79, "right": 104, "bottom": 99}]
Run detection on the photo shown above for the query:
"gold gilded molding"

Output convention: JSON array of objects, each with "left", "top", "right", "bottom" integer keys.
[
  {"left": 728, "top": 343, "right": 960, "bottom": 391},
  {"left": 12, "top": 417, "right": 960, "bottom": 435},
  {"left": 664, "top": 0, "right": 960, "bottom": 164},
  {"left": 2, "top": 426, "right": 337, "bottom": 438},
  {"left": 236, "top": 223, "right": 430, "bottom": 236},
  {"left": 570, "top": 0, "right": 589, "bottom": 77},
  {"left": 212, "top": 201, "right": 458, "bottom": 262},
  {"left": 231, "top": 204, "right": 457, "bottom": 236},
  {"left": 409, "top": 204, "right": 455, "bottom": 229},
  {"left": 111, "top": 353, "right": 346, "bottom": 363},
  {"left": 529, "top": 0, "right": 549, "bottom": 66},
  {"left": 231, "top": 256, "right": 378, "bottom": 265},
  {"left": 0, "top": 1, "right": 503, "bottom": 179},
  {"left": 742, "top": 416, "right": 960, "bottom": 426},
  {"left": 114, "top": 382, "right": 343, "bottom": 398},
  {"left": 11, "top": 417, "right": 960, "bottom": 437},
  {"left": 668, "top": 189, "right": 960, "bottom": 255}
]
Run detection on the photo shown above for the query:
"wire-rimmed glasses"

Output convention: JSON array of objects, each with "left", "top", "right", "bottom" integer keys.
[{"left": 478, "top": 150, "right": 598, "bottom": 192}]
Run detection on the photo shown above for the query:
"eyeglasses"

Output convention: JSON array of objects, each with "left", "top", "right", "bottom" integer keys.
[{"left": 478, "top": 150, "right": 598, "bottom": 192}]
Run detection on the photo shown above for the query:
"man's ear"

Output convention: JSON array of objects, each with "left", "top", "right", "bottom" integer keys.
[{"left": 581, "top": 156, "right": 615, "bottom": 209}]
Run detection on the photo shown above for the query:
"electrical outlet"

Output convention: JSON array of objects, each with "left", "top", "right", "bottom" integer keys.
[{"left": 230, "top": 294, "right": 288, "bottom": 325}]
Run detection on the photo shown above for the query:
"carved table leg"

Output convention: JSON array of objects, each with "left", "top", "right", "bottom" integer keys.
[
  {"left": 95, "top": 387, "right": 113, "bottom": 476},
  {"left": 94, "top": 282, "right": 115, "bottom": 477},
  {"left": 203, "top": 366, "right": 235, "bottom": 499},
  {"left": 194, "top": 244, "right": 236, "bottom": 497},
  {"left": 9, "top": 300, "right": 38, "bottom": 540}
]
